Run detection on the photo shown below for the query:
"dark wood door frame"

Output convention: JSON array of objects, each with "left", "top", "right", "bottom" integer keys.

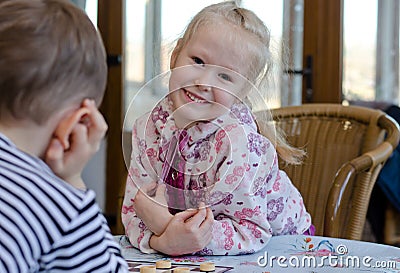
[
  {"left": 98, "top": 0, "right": 126, "bottom": 234},
  {"left": 303, "top": 0, "right": 343, "bottom": 103}
]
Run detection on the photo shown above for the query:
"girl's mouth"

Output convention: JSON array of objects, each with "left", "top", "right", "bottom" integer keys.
[{"left": 184, "top": 89, "right": 207, "bottom": 103}]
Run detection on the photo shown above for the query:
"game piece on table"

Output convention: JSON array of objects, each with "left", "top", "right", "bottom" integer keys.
[
  {"left": 200, "top": 262, "right": 215, "bottom": 272},
  {"left": 156, "top": 259, "right": 172, "bottom": 269},
  {"left": 173, "top": 267, "right": 190, "bottom": 272},
  {"left": 139, "top": 265, "right": 156, "bottom": 273},
  {"left": 126, "top": 260, "right": 233, "bottom": 272}
]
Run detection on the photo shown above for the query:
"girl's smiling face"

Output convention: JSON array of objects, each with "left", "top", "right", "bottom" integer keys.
[{"left": 168, "top": 23, "right": 253, "bottom": 128}]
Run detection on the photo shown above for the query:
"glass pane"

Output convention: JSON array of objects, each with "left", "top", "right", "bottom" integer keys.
[
  {"left": 124, "top": 0, "right": 147, "bottom": 128},
  {"left": 242, "top": 0, "right": 304, "bottom": 107},
  {"left": 160, "top": 0, "right": 220, "bottom": 74},
  {"left": 70, "top": 0, "right": 97, "bottom": 25},
  {"left": 375, "top": 0, "right": 400, "bottom": 104},
  {"left": 343, "top": 0, "right": 378, "bottom": 103},
  {"left": 84, "top": 0, "right": 98, "bottom": 25},
  {"left": 70, "top": 0, "right": 86, "bottom": 9},
  {"left": 80, "top": 0, "right": 102, "bottom": 210},
  {"left": 125, "top": 0, "right": 146, "bottom": 83},
  {"left": 343, "top": 0, "right": 400, "bottom": 106},
  {"left": 242, "top": 0, "right": 284, "bottom": 108},
  {"left": 281, "top": 0, "right": 304, "bottom": 106}
]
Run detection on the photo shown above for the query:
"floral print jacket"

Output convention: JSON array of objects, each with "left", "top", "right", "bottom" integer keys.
[{"left": 122, "top": 98, "right": 312, "bottom": 255}]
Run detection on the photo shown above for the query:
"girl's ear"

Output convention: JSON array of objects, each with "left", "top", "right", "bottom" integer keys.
[
  {"left": 170, "top": 38, "right": 183, "bottom": 69},
  {"left": 54, "top": 107, "right": 90, "bottom": 150}
]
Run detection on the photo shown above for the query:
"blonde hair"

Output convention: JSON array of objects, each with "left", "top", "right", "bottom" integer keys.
[
  {"left": 172, "top": 1, "right": 304, "bottom": 164},
  {"left": 0, "top": 0, "right": 107, "bottom": 125}
]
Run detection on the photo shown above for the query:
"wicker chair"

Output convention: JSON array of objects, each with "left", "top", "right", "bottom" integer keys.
[{"left": 256, "top": 104, "right": 400, "bottom": 240}]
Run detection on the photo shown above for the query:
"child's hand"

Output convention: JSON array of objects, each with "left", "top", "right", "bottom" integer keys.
[
  {"left": 150, "top": 205, "right": 214, "bottom": 256},
  {"left": 45, "top": 99, "right": 108, "bottom": 189},
  {"left": 133, "top": 183, "right": 172, "bottom": 235}
]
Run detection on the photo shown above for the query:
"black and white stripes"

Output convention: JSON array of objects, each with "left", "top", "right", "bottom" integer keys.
[{"left": 0, "top": 134, "right": 128, "bottom": 272}]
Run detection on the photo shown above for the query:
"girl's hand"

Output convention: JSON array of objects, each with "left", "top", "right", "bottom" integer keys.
[
  {"left": 45, "top": 99, "right": 108, "bottom": 189},
  {"left": 134, "top": 183, "right": 172, "bottom": 235},
  {"left": 150, "top": 205, "right": 214, "bottom": 256}
]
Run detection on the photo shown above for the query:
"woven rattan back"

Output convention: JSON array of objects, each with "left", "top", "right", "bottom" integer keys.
[{"left": 257, "top": 104, "right": 400, "bottom": 240}]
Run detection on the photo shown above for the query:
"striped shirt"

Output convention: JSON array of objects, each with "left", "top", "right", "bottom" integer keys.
[{"left": 0, "top": 134, "right": 128, "bottom": 273}]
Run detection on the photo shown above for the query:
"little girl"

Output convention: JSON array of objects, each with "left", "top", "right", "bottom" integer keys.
[{"left": 122, "top": 1, "right": 313, "bottom": 256}]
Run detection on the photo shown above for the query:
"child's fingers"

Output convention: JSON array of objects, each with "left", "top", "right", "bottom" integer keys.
[
  {"left": 201, "top": 207, "right": 214, "bottom": 230},
  {"left": 54, "top": 107, "right": 90, "bottom": 150},
  {"left": 180, "top": 207, "right": 208, "bottom": 227},
  {"left": 191, "top": 206, "right": 214, "bottom": 230},
  {"left": 193, "top": 208, "right": 213, "bottom": 243},
  {"left": 82, "top": 99, "right": 108, "bottom": 146},
  {"left": 68, "top": 123, "right": 88, "bottom": 151},
  {"left": 45, "top": 138, "right": 64, "bottom": 173},
  {"left": 175, "top": 209, "right": 199, "bottom": 223}
]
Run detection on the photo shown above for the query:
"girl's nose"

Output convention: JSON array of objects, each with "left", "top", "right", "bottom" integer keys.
[{"left": 195, "top": 79, "right": 212, "bottom": 92}]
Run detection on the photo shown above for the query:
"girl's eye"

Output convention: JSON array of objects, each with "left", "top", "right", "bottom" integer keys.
[
  {"left": 192, "top": 57, "right": 204, "bottom": 65},
  {"left": 219, "top": 73, "right": 231, "bottom": 81}
]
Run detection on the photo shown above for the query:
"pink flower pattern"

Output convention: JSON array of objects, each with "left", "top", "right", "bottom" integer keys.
[
  {"left": 234, "top": 206, "right": 261, "bottom": 219},
  {"left": 222, "top": 221, "right": 234, "bottom": 250},
  {"left": 267, "top": 197, "right": 284, "bottom": 221}
]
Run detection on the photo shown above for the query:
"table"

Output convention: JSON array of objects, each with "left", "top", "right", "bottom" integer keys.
[{"left": 116, "top": 235, "right": 400, "bottom": 272}]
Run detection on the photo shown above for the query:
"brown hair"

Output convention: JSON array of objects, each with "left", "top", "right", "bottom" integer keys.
[
  {"left": 172, "top": 1, "right": 304, "bottom": 164},
  {"left": 0, "top": 0, "right": 107, "bottom": 125}
]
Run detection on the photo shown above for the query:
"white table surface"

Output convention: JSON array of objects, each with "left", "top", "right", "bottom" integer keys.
[{"left": 115, "top": 234, "right": 400, "bottom": 272}]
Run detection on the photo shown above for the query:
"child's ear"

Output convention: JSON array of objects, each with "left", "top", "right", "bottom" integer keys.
[
  {"left": 170, "top": 38, "right": 183, "bottom": 69},
  {"left": 54, "top": 108, "right": 90, "bottom": 150}
]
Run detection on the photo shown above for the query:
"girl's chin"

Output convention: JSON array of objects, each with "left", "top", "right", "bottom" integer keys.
[{"left": 172, "top": 110, "right": 211, "bottom": 126}]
